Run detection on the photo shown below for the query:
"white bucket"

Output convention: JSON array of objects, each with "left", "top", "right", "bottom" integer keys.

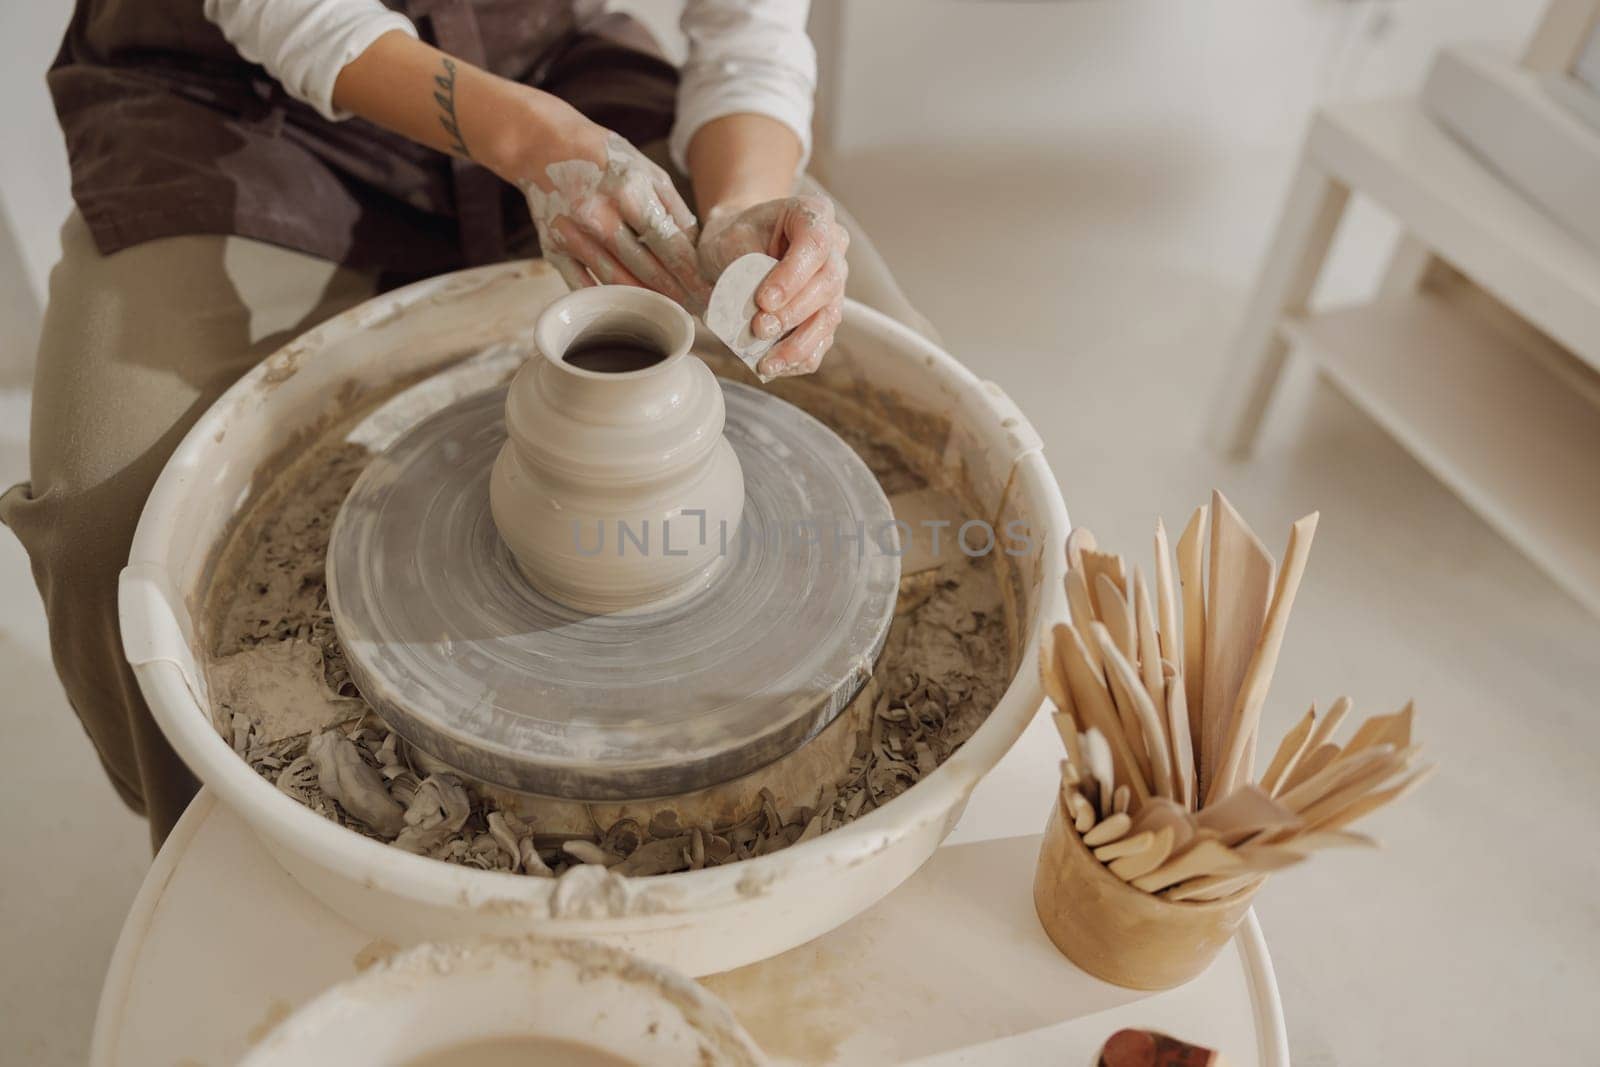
[{"left": 120, "top": 261, "right": 1070, "bottom": 976}]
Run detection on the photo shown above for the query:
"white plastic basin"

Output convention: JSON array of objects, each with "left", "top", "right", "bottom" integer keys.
[{"left": 120, "top": 260, "right": 1070, "bottom": 976}]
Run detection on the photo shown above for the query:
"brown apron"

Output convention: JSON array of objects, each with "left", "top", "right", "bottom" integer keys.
[{"left": 48, "top": 0, "right": 680, "bottom": 277}]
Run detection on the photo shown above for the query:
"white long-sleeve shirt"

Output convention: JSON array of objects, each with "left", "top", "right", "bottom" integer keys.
[{"left": 203, "top": 0, "right": 815, "bottom": 172}]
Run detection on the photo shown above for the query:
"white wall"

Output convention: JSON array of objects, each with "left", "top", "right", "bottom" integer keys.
[{"left": 0, "top": 0, "right": 1553, "bottom": 382}]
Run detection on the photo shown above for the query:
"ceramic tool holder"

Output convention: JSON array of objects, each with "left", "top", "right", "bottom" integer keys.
[{"left": 1033, "top": 795, "right": 1260, "bottom": 991}]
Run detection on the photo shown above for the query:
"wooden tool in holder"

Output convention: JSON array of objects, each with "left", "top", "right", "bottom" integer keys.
[{"left": 1034, "top": 492, "right": 1436, "bottom": 989}]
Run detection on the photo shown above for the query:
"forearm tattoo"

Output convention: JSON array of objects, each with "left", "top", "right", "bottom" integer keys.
[{"left": 434, "top": 57, "right": 470, "bottom": 158}]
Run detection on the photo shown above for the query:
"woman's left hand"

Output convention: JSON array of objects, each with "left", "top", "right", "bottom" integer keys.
[{"left": 697, "top": 195, "right": 849, "bottom": 379}]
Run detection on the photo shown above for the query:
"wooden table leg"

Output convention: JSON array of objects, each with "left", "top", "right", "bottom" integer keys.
[{"left": 1210, "top": 160, "right": 1350, "bottom": 457}]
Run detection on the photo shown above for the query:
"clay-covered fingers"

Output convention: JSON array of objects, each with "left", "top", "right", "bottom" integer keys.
[
  {"left": 610, "top": 178, "right": 708, "bottom": 310},
  {"left": 545, "top": 249, "right": 595, "bottom": 291},
  {"left": 757, "top": 302, "right": 844, "bottom": 379},
  {"left": 754, "top": 248, "right": 847, "bottom": 341},
  {"left": 549, "top": 215, "right": 645, "bottom": 289},
  {"left": 653, "top": 175, "right": 699, "bottom": 242},
  {"left": 755, "top": 197, "right": 838, "bottom": 315}
]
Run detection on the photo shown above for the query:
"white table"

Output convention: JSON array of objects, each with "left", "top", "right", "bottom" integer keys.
[
  {"left": 91, "top": 718, "right": 1288, "bottom": 1066},
  {"left": 1211, "top": 95, "right": 1600, "bottom": 616}
]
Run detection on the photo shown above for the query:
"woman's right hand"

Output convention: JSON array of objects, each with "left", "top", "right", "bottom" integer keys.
[
  {"left": 491, "top": 100, "right": 710, "bottom": 313},
  {"left": 331, "top": 35, "right": 708, "bottom": 311}
]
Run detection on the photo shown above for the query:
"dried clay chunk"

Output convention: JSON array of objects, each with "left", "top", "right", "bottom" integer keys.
[{"left": 706, "top": 252, "right": 782, "bottom": 378}]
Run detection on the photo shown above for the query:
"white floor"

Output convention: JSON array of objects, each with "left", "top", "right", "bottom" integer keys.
[{"left": 3, "top": 2, "right": 1597, "bottom": 1064}]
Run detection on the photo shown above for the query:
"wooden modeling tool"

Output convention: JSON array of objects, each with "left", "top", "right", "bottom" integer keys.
[
  {"left": 1084, "top": 728, "right": 1117, "bottom": 817},
  {"left": 1258, "top": 705, "right": 1316, "bottom": 796},
  {"left": 1084, "top": 813, "right": 1134, "bottom": 847},
  {"left": 1040, "top": 501, "right": 1434, "bottom": 942},
  {"left": 1305, "top": 764, "right": 1437, "bottom": 833},
  {"left": 1195, "top": 785, "right": 1300, "bottom": 845},
  {"left": 1209, "top": 512, "right": 1318, "bottom": 803},
  {"left": 1199, "top": 491, "right": 1274, "bottom": 803},
  {"left": 1066, "top": 568, "right": 1105, "bottom": 672},
  {"left": 1095, "top": 830, "right": 1154, "bottom": 862},
  {"left": 1176, "top": 507, "right": 1207, "bottom": 761},
  {"left": 1163, "top": 661, "right": 1196, "bottom": 810},
  {"left": 1082, "top": 550, "right": 1128, "bottom": 616},
  {"left": 1279, "top": 741, "right": 1339, "bottom": 794},
  {"left": 1068, "top": 790, "right": 1098, "bottom": 833},
  {"left": 1057, "top": 623, "right": 1151, "bottom": 802},
  {"left": 1096, "top": 625, "right": 1175, "bottom": 799},
  {"left": 1132, "top": 839, "right": 1244, "bottom": 893},
  {"left": 1153, "top": 520, "right": 1182, "bottom": 667},
  {"left": 1304, "top": 695, "right": 1351, "bottom": 754},
  {"left": 1134, "top": 569, "right": 1167, "bottom": 717},
  {"left": 1131, "top": 798, "right": 1197, "bottom": 854},
  {"left": 1164, "top": 872, "right": 1264, "bottom": 904},
  {"left": 1097, "top": 573, "right": 1139, "bottom": 666},
  {"left": 1110, "top": 825, "right": 1177, "bottom": 881},
  {"left": 1066, "top": 526, "right": 1098, "bottom": 571}
]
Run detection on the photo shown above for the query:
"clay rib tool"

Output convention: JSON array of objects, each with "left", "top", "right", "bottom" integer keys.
[
  {"left": 1278, "top": 743, "right": 1400, "bottom": 814},
  {"left": 1211, "top": 511, "right": 1319, "bottom": 803},
  {"left": 705, "top": 252, "right": 784, "bottom": 379}
]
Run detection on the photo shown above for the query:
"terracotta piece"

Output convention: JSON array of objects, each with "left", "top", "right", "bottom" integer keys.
[
  {"left": 491, "top": 286, "right": 745, "bottom": 613},
  {"left": 1033, "top": 797, "right": 1260, "bottom": 990}
]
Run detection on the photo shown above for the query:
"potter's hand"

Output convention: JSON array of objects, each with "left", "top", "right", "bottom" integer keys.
[
  {"left": 697, "top": 195, "right": 849, "bottom": 379},
  {"left": 519, "top": 122, "right": 710, "bottom": 314},
  {"left": 328, "top": 34, "right": 708, "bottom": 311}
]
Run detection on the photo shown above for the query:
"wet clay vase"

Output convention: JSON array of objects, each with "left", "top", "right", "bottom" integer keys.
[
  {"left": 1033, "top": 795, "right": 1262, "bottom": 990},
  {"left": 490, "top": 286, "right": 745, "bottom": 613}
]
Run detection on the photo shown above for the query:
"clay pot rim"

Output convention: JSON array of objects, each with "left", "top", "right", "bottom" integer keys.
[
  {"left": 534, "top": 285, "right": 696, "bottom": 383},
  {"left": 1053, "top": 793, "right": 1264, "bottom": 912}
]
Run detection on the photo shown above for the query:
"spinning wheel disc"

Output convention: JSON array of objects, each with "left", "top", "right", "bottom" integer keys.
[{"left": 327, "top": 377, "right": 900, "bottom": 800}]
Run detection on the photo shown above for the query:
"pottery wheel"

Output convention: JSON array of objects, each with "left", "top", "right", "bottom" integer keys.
[{"left": 327, "top": 376, "right": 900, "bottom": 800}]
